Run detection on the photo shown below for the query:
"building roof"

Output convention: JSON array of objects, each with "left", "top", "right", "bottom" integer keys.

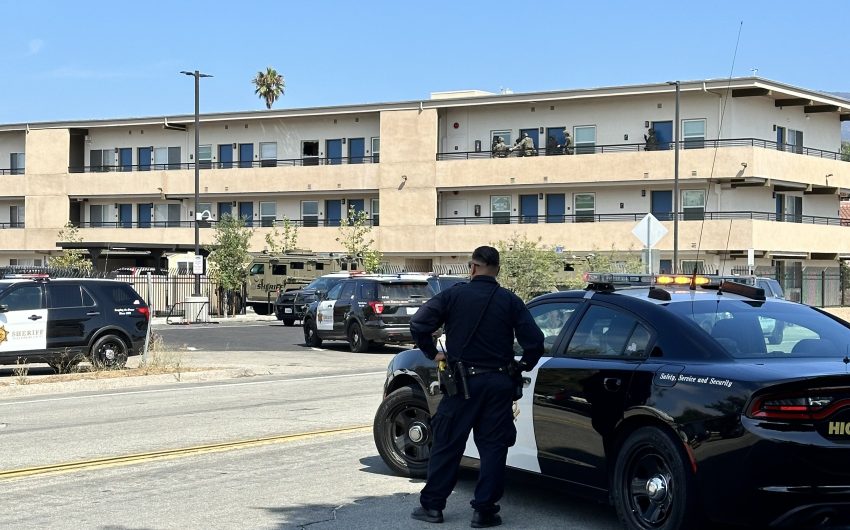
[{"left": 1, "top": 77, "right": 848, "bottom": 132}]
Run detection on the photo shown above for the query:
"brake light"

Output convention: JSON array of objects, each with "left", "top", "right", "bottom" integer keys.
[
  {"left": 747, "top": 391, "right": 850, "bottom": 421},
  {"left": 137, "top": 306, "right": 151, "bottom": 321},
  {"left": 368, "top": 301, "right": 384, "bottom": 314}
]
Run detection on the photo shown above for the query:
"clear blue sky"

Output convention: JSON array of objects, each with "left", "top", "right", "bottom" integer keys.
[{"left": 2, "top": 0, "right": 847, "bottom": 124}]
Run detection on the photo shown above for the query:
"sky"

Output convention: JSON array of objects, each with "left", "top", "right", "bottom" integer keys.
[{"left": 1, "top": 0, "right": 848, "bottom": 125}]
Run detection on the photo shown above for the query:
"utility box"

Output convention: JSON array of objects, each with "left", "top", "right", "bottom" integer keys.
[{"left": 184, "top": 295, "right": 210, "bottom": 323}]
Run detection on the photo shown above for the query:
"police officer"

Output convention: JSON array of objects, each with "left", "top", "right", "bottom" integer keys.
[
  {"left": 510, "top": 132, "right": 535, "bottom": 157},
  {"left": 409, "top": 246, "right": 544, "bottom": 528},
  {"left": 491, "top": 136, "right": 509, "bottom": 158}
]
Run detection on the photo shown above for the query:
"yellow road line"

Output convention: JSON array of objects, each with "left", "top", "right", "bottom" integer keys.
[{"left": 0, "top": 424, "right": 371, "bottom": 481}]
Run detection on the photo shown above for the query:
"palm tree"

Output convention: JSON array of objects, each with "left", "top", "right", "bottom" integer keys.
[{"left": 252, "top": 67, "right": 285, "bottom": 109}]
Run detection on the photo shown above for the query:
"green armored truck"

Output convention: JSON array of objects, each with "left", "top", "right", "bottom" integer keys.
[{"left": 246, "top": 252, "right": 342, "bottom": 315}]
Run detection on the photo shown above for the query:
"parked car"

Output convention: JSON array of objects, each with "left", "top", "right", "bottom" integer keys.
[
  {"left": 0, "top": 276, "right": 150, "bottom": 372},
  {"left": 274, "top": 272, "right": 367, "bottom": 326},
  {"left": 303, "top": 275, "right": 433, "bottom": 352},
  {"left": 373, "top": 273, "right": 850, "bottom": 530}
]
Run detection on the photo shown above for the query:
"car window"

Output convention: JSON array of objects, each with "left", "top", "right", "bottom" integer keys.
[
  {"left": 667, "top": 300, "right": 850, "bottom": 358},
  {"left": 249, "top": 263, "right": 264, "bottom": 275},
  {"left": 339, "top": 282, "right": 355, "bottom": 301},
  {"left": 47, "top": 284, "right": 85, "bottom": 308},
  {"left": 377, "top": 283, "right": 431, "bottom": 300},
  {"left": 0, "top": 285, "right": 44, "bottom": 311},
  {"left": 325, "top": 283, "right": 343, "bottom": 301},
  {"left": 526, "top": 301, "right": 580, "bottom": 355},
  {"left": 109, "top": 284, "right": 141, "bottom": 306},
  {"left": 271, "top": 264, "right": 287, "bottom": 275},
  {"left": 566, "top": 305, "right": 649, "bottom": 358},
  {"left": 359, "top": 282, "right": 378, "bottom": 300},
  {"left": 82, "top": 287, "right": 96, "bottom": 307}
]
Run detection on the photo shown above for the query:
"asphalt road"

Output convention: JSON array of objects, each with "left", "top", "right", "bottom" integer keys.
[{"left": 0, "top": 343, "right": 624, "bottom": 529}]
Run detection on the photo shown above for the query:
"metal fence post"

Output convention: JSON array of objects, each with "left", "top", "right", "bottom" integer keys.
[{"left": 822, "top": 270, "right": 826, "bottom": 308}]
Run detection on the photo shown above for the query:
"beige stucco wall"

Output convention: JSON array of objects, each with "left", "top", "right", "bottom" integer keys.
[{"left": 824, "top": 307, "right": 850, "bottom": 323}]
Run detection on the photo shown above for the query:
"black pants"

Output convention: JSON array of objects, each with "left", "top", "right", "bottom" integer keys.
[{"left": 420, "top": 372, "right": 517, "bottom": 514}]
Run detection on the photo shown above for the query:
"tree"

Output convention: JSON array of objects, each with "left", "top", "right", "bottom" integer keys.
[
  {"left": 264, "top": 216, "right": 299, "bottom": 254},
  {"left": 493, "top": 234, "right": 563, "bottom": 301},
  {"left": 841, "top": 141, "right": 850, "bottom": 162},
  {"left": 50, "top": 223, "right": 93, "bottom": 271},
  {"left": 561, "top": 246, "right": 644, "bottom": 289},
  {"left": 336, "top": 209, "right": 383, "bottom": 273},
  {"left": 206, "top": 215, "right": 254, "bottom": 317},
  {"left": 251, "top": 67, "right": 285, "bottom": 109}
]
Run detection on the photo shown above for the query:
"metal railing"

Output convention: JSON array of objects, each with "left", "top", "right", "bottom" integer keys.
[
  {"left": 0, "top": 168, "right": 24, "bottom": 175},
  {"left": 436, "top": 211, "right": 848, "bottom": 226},
  {"left": 437, "top": 137, "right": 850, "bottom": 162},
  {"left": 0, "top": 222, "right": 25, "bottom": 229},
  {"left": 74, "top": 217, "right": 378, "bottom": 229},
  {"left": 68, "top": 155, "right": 379, "bottom": 173}
]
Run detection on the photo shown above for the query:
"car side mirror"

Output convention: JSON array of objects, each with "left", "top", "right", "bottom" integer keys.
[
  {"left": 316, "top": 290, "right": 327, "bottom": 301},
  {"left": 0, "top": 305, "right": 8, "bottom": 313}
]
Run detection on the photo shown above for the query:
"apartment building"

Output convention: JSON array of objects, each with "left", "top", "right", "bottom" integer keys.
[{"left": 0, "top": 77, "right": 848, "bottom": 279}]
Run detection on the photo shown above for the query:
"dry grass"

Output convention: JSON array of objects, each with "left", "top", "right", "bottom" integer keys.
[{"left": 13, "top": 358, "right": 29, "bottom": 385}]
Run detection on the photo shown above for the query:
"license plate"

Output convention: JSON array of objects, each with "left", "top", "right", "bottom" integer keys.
[
  {"left": 284, "top": 308, "right": 292, "bottom": 313},
  {"left": 406, "top": 307, "right": 419, "bottom": 315}
]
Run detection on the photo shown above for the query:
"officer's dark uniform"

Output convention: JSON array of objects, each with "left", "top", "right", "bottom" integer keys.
[{"left": 410, "top": 273, "right": 544, "bottom": 520}]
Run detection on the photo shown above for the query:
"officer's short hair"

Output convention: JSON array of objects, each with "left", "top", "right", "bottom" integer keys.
[{"left": 472, "top": 246, "right": 500, "bottom": 267}]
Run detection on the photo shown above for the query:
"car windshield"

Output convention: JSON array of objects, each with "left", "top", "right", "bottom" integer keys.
[
  {"left": 666, "top": 300, "right": 850, "bottom": 359},
  {"left": 306, "top": 277, "right": 342, "bottom": 291},
  {"left": 376, "top": 282, "right": 432, "bottom": 300}
]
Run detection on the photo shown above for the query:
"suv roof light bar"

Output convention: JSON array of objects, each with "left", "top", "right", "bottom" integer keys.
[{"left": 584, "top": 272, "right": 759, "bottom": 291}]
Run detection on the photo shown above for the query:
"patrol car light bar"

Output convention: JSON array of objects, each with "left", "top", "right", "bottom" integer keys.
[{"left": 584, "top": 272, "right": 758, "bottom": 289}]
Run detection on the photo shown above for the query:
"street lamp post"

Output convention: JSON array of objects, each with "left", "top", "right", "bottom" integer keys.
[
  {"left": 668, "top": 80, "right": 681, "bottom": 273},
  {"left": 180, "top": 70, "right": 212, "bottom": 296}
]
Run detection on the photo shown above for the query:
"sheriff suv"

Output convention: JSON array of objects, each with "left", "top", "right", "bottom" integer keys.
[
  {"left": 0, "top": 276, "right": 150, "bottom": 372},
  {"left": 303, "top": 276, "right": 432, "bottom": 352}
]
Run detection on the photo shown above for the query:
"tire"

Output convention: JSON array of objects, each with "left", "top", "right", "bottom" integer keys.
[
  {"left": 89, "top": 334, "right": 129, "bottom": 369},
  {"left": 348, "top": 321, "right": 370, "bottom": 353},
  {"left": 252, "top": 303, "right": 270, "bottom": 316},
  {"left": 612, "top": 427, "right": 698, "bottom": 530},
  {"left": 282, "top": 318, "right": 295, "bottom": 327},
  {"left": 373, "top": 385, "right": 431, "bottom": 478},
  {"left": 304, "top": 318, "right": 322, "bottom": 347}
]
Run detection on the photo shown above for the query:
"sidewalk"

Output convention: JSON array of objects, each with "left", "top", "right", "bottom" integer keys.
[{"left": 150, "top": 310, "right": 280, "bottom": 327}]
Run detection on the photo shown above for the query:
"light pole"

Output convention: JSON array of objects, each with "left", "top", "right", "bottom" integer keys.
[
  {"left": 667, "top": 80, "right": 681, "bottom": 273},
  {"left": 180, "top": 70, "right": 213, "bottom": 296}
]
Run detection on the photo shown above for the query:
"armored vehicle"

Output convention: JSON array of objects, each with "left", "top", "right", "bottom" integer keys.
[{"left": 246, "top": 253, "right": 341, "bottom": 315}]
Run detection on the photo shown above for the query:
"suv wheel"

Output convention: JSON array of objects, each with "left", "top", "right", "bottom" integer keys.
[
  {"left": 253, "top": 303, "right": 270, "bottom": 316},
  {"left": 90, "top": 334, "right": 129, "bottom": 369},
  {"left": 304, "top": 319, "right": 322, "bottom": 347},
  {"left": 373, "top": 385, "right": 431, "bottom": 478},
  {"left": 348, "top": 322, "right": 370, "bottom": 353}
]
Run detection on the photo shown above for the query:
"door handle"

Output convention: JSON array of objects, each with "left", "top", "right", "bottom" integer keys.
[
  {"left": 28, "top": 314, "right": 43, "bottom": 321},
  {"left": 86, "top": 311, "right": 100, "bottom": 316},
  {"left": 603, "top": 377, "right": 622, "bottom": 392}
]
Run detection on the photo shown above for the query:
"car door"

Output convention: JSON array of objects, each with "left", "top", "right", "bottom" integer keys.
[
  {"left": 333, "top": 281, "right": 356, "bottom": 336},
  {"left": 461, "top": 298, "right": 582, "bottom": 474},
  {"left": 316, "top": 283, "right": 342, "bottom": 334},
  {"left": 46, "top": 283, "right": 97, "bottom": 350},
  {"left": 533, "top": 302, "right": 653, "bottom": 490},
  {"left": 0, "top": 283, "right": 47, "bottom": 358}
]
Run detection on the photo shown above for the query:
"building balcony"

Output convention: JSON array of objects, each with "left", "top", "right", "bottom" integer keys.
[
  {"left": 74, "top": 217, "right": 378, "bottom": 229},
  {"left": 436, "top": 211, "right": 848, "bottom": 227},
  {"left": 69, "top": 155, "right": 378, "bottom": 174}
]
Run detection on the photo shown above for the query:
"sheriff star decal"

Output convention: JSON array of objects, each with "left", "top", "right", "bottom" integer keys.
[{"left": 0, "top": 325, "right": 6, "bottom": 344}]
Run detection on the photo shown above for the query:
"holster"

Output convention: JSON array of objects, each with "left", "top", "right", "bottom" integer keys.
[
  {"left": 507, "top": 360, "right": 524, "bottom": 401},
  {"left": 438, "top": 361, "right": 459, "bottom": 397}
]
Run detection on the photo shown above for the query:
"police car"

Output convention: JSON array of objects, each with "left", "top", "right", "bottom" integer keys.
[
  {"left": 373, "top": 273, "right": 850, "bottom": 530},
  {"left": 275, "top": 272, "right": 365, "bottom": 326},
  {"left": 303, "top": 275, "right": 433, "bottom": 352},
  {"left": 0, "top": 275, "right": 150, "bottom": 372}
]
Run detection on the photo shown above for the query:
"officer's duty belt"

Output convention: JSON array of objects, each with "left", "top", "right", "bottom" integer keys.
[{"left": 463, "top": 365, "right": 507, "bottom": 376}]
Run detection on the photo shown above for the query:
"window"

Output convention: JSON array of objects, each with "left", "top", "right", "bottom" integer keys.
[
  {"left": 326, "top": 283, "right": 343, "bottom": 301},
  {"left": 198, "top": 145, "right": 212, "bottom": 169},
  {"left": 566, "top": 305, "right": 651, "bottom": 357},
  {"left": 339, "top": 282, "right": 355, "bottom": 300},
  {"left": 574, "top": 193, "right": 595, "bottom": 223},
  {"left": 680, "top": 260, "right": 706, "bottom": 274},
  {"left": 259, "top": 142, "right": 277, "bottom": 167},
  {"left": 154, "top": 147, "right": 168, "bottom": 170},
  {"left": 371, "top": 198, "right": 380, "bottom": 227},
  {"left": 249, "top": 263, "right": 264, "bottom": 275},
  {"left": 302, "top": 201, "right": 319, "bottom": 227},
  {"left": 48, "top": 284, "right": 87, "bottom": 308},
  {"left": 682, "top": 119, "right": 706, "bottom": 149},
  {"left": 290, "top": 262, "right": 304, "bottom": 270},
  {"left": 573, "top": 126, "right": 596, "bottom": 154},
  {"left": 489, "top": 130, "right": 512, "bottom": 149},
  {"left": 259, "top": 201, "right": 277, "bottom": 227},
  {"left": 376, "top": 282, "right": 432, "bottom": 300},
  {"left": 196, "top": 202, "right": 212, "bottom": 223},
  {"left": 154, "top": 203, "right": 181, "bottom": 227},
  {"left": 682, "top": 190, "right": 705, "bottom": 220},
  {"left": 371, "top": 137, "right": 380, "bottom": 163},
  {"left": 10, "top": 153, "right": 24, "bottom": 175},
  {"left": 491, "top": 195, "right": 511, "bottom": 225},
  {"left": 776, "top": 193, "right": 802, "bottom": 223},
  {"left": 90, "top": 149, "right": 114, "bottom": 172},
  {"left": 0, "top": 285, "right": 43, "bottom": 311},
  {"left": 108, "top": 284, "right": 139, "bottom": 305},
  {"left": 526, "top": 302, "right": 580, "bottom": 355},
  {"left": 89, "top": 204, "right": 107, "bottom": 227},
  {"left": 10, "top": 205, "right": 24, "bottom": 228},
  {"left": 271, "top": 264, "right": 287, "bottom": 275},
  {"left": 302, "top": 141, "right": 319, "bottom": 166}
]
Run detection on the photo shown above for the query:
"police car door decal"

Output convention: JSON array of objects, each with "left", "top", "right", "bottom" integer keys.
[
  {"left": 462, "top": 356, "right": 549, "bottom": 474},
  {"left": 0, "top": 308, "right": 48, "bottom": 352},
  {"left": 316, "top": 300, "right": 336, "bottom": 331}
]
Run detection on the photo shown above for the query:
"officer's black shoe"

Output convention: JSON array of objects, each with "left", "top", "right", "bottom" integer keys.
[
  {"left": 470, "top": 511, "right": 502, "bottom": 528},
  {"left": 411, "top": 506, "right": 444, "bottom": 524}
]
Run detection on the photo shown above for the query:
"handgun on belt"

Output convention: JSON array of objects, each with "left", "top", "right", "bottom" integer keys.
[
  {"left": 456, "top": 361, "right": 470, "bottom": 400},
  {"left": 438, "top": 360, "right": 459, "bottom": 397}
]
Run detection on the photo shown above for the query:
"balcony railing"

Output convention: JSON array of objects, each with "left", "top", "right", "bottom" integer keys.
[
  {"left": 75, "top": 217, "right": 378, "bottom": 229},
  {"left": 437, "top": 138, "right": 850, "bottom": 162},
  {"left": 436, "top": 211, "right": 849, "bottom": 226},
  {"left": 0, "top": 168, "right": 24, "bottom": 175},
  {"left": 69, "top": 155, "right": 379, "bottom": 174},
  {"left": 0, "top": 222, "right": 24, "bottom": 229}
]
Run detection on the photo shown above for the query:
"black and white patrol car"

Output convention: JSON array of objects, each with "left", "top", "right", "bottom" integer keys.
[
  {"left": 303, "top": 275, "right": 433, "bottom": 352},
  {"left": 274, "top": 272, "right": 362, "bottom": 326},
  {"left": 373, "top": 273, "right": 850, "bottom": 530},
  {"left": 0, "top": 276, "right": 150, "bottom": 372}
]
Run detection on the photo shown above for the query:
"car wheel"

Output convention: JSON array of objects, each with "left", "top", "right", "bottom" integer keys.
[
  {"left": 373, "top": 385, "right": 431, "bottom": 478},
  {"left": 612, "top": 427, "right": 698, "bottom": 530},
  {"left": 90, "top": 334, "right": 129, "bottom": 369},
  {"left": 304, "top": 319, "right": 322, "bottom": 347},
  {"left": 282, "top": 318, "right": 295, "bottom": 327},
  {"left": 348, "top": 322, "right": 370, "bottom": 353},
  {"left": 253, "top": 303, "right": 270, "bottom": 316}
]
